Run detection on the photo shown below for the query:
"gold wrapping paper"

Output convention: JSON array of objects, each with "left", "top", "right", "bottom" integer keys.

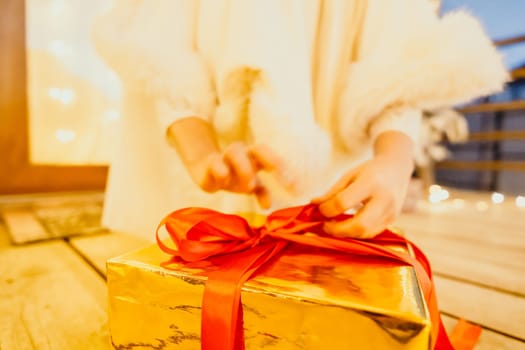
[{"left": 107, "top": 233, "right": 431, "bottom": 349}]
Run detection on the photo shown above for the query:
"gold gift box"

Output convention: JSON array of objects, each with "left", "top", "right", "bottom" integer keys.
[{"left": 107, "top": 228, "right": 432, "bottom": 350}]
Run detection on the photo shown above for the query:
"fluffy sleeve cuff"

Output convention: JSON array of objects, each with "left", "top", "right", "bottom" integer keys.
[
  {"left": 337, "top": 1, "right": 509, "bottom": 154},
  {"left": 368, "top": 106, "right": 422, "bottom": 146}
]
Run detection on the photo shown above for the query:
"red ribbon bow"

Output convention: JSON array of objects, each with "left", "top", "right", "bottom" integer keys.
[{"left": 156, "top": 204, "right": 455, "bottom": 350}]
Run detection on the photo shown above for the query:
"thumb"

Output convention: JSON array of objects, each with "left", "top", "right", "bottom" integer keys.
[{"left": 311, "top": 166, "right": 361, "bottom": 204}]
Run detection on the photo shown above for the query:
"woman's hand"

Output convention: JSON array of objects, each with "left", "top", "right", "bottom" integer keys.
[
  {"left": 188, "top": 143, "right": 285, "bottom": 209},
  {"left": 312, "top": 131, "right": 415, "bottom": 238},
  {"left": 167, "top": 117, "right": 290, "bottom": 209}
]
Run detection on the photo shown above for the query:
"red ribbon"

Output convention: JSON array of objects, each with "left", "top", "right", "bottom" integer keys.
[{"left": 156, "top": 204, "right": 455, "bottom": 350}]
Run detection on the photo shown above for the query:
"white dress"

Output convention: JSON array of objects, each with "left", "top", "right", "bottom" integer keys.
[{"left": 93, "top": 0, "right": 507, "bottom": 239}]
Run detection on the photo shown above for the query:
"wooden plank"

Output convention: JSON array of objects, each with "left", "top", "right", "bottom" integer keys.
[
  {"left": 0, "top": 191, "right": 104, "bottom": 207},
  {"left": 458, "top": 100, "right": 525, "bottom": 114},
  {"left": 468, "top": 130, "right": 525, "bottom": 142},
  {"left": 395, "top": 190, "right": 525, "bottom": 295},
  {"left": 475, "top": 332, "right": 525, "bottom": 350},
  {"left": 435, "top": 276, "right": 525, "bottom": 340},
  {"left": 0, "top": 241, "right": 108, "bottom": 349},
  {"left": 398, "top": 213, "right": 525, "bottom": 250},
  {"left": 70, "top": 232, "right": 149, "bottom": 276},
  {"left": 397, "top": 203, "right": 525, "bottom": 248},
  {"left": 33, "top": 202, "right": 106, "bottom": 238},
  {"left": 395, "top": 196, "right": 525, "bottom": 295},
  {"left": 396, "top": 211, "right": 525, "bottom": 253},
  {"left": 436, "top": 160, "right": 525, "bottom": 172},
  {"left": 1, "top": 208, "right": 49, "bottom": 244},
  {"left": 1, "top": 196, "right": 107, "bottom": 244},
  {"left": 406, "top": 234, "right": 525, "bottom": 295},
  {"left": 402, "top": 214, "right": 525, "bottom": 254},
  {"left": 441, "top": 315, "right": 525, "bottom": 350}
]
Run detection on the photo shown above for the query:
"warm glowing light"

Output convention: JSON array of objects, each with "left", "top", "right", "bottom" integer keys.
[
  {"left": 48, "top": 87, "right": 75, "bottom": 105},
  {"left": 491, "top": 192, "right": 504, "bottom": 204},
  {"left": 55, "top": 129, "right": 76, "bottom": 143},
  {"left": 48, "top": 87, "right": 61, "bottom": 99},
  {"left": 60, "top": 89, "right": 75, "bottom": 104},
  {"left": 475, "top": 201, "right": 489, "bottom": 211},
  {"left": 49, "top": 39, "right": 72, "bottom": 57},
  {"left": 429, "top": 193, "right": 441, "bottom": 204},
  {"left": 429, "top": 184, "right": 442, "bottom": 194},
  {"left": 104, "top": 109, "right": 120, "bottom": 123},
  {"left": 428, "top": 188, "right": 449, "bottom": 204},
  {"left": 516, "top": 196, "right": 525, "bottom": 208}
]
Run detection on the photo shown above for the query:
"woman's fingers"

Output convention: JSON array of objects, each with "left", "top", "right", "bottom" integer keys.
[
  {"left": 208, "top": 153, "right": 230, "bottom": 190},
  {"left": 196, "top": 153, "right": 225, "bottom": 192},
  {"left": 223, "top": 142, "right": 257, "bottom": 192},
  {"left": 249, "top": 144, "right": 296, "bottom": 190},
  {"left": 311, "top": 166, "right": 361, "bottom": 204},
  {"left": 317, "top": 176, "right": 370, "bottom": 218},
  {"left": 349, "top": 195, "right": 393, "bottom": 238},
  {"left": 248, "top": 144, "right": 282, "bottom": 171},
  {"left": 324, "top": 195, "right": 394, "bottom": 238}
]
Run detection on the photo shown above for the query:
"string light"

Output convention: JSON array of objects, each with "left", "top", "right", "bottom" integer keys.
[
  {"left": 429, "top": 184, "right": 442, "bottom": 194},
  {"left": 48, "top": 87, "right": 75, "bottom": 105},
  {"left": 48, "top": 39, "right": 72, "bottom": 57},
  {"left": 104, "top": 109, "right": 120, "bottom": 123},
  {"left": 55, "top": 129, "right": 76, "bottom": 143},
  {"left": 48, "top": 87, "right": 61, "bottom": 99},
  {"left": 428, "top": 187, "right": 449, "bottom": 204},
  {"left": 491, "top": 192, "right": 505, "bottom": 204},
  {"left": 60, "top": 89, "right": 75, "bottom": 104}
]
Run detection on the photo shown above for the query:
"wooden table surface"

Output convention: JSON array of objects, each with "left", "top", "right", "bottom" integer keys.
[{"left": 1, "top": 189, "right": 524, "bottom": 349}]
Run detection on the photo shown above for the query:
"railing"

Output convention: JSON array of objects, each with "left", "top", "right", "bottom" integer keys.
[{"left": 431, "top": 34, "right": 525, "bottom": 190}]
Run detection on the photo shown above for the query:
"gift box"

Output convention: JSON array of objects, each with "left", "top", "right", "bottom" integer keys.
[{"left": 107, "top": 207, "right": 435, "bottom": 349}]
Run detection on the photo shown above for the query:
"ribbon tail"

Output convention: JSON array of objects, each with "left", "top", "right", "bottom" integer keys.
[
  {"left": 449, "top": 319, "right": 482, "bottom": 350},
  {"left": 201, "top": 242, "right": 288, "bottom": 350},
  {"left": 435, "top": 317, "right": 455, "bottom": 350}
]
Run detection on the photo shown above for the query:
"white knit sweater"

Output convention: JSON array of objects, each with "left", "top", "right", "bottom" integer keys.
[{"left": 93, "top": 0, "right": 508, "bottom": 238}]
